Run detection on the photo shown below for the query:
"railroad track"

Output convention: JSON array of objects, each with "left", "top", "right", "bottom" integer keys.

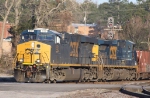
[
  {"left": 120, "top": 85, "right": 150, "bottom": 98},
  {"left": 93, "top": 80, "right": 150, "bottom": 85},
  {"left": 62, "top": 80, "right": 150, "bottom": 85},
  {"left": 142, "top": 86, "right": 150, "bottom": 95},
  {"left": 1, "top": 75, "right": 150, "bottom": 85}
]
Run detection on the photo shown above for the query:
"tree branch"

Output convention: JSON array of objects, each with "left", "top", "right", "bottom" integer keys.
[
  {"left": 0, "top": 0, "right": 14, "bottom": 48},
  {"left": 14, "top": 0, "right": 22, "bottom": 26},
  {"left": 48, "top": 0, "right": 66, "bottom": 15},
  {"left": 0, "top": 13, "right": 4, "bottom": 20},
  {"left": 5, "top": 0, "right": 8, "bottom": 10}
]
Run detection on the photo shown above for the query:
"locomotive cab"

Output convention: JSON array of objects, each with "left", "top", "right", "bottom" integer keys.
[{"left": 20, "top": 28, "right": 61, "bottom": 43}]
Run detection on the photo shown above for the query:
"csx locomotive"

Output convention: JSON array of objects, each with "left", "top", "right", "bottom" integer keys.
[{"left": 14, "top": 28, "right": 141, "bottom": 83}]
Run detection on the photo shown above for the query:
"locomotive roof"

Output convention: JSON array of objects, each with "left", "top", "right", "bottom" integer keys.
[
  {"left": 116, "top": 40, "right": 135, "bottom": 44},
  {"left": 98, "top": 39, "right": 135, "bottom": 45},
  {"left": 21, "top": 28, "right": 62, "bottom": 36},
  {"left": 21, "top": 28, "right": 135, "bottom": 45}
]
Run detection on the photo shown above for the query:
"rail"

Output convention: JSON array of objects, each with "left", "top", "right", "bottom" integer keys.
[
  {"left": 119, "top": 86, "right": 150, "bottom": 98},
  {"left": 142, "top": 86, "right": 150, "bottom": 95}
]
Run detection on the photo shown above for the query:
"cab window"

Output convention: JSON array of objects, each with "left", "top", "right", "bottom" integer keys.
[
  {"left": 37, "top": 33, "right": 54, "bottom": 41},
  {"left": 21, "top": 34, "right": 36, "bottom": 41}
]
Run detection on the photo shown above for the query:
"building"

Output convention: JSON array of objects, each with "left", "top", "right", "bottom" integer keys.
[
  {"left": 0, "top": 40, "right": 12, "bottom": 55},
  {"left": 0, "top": 22, "right": 12, "bottom": 57},
  {"left": 0, "top": 21, "right": 12, "bottom": 39},
  {"left": 67, "top": 23, "right": 99, "bottom": 37}
]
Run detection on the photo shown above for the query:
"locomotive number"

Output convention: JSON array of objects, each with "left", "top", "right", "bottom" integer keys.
[
  {"left": 70, "top": 42, "right": 79, "bottom": 57},
  {"left": 56, "top": 45, "right": 59, "bottom": 53}
]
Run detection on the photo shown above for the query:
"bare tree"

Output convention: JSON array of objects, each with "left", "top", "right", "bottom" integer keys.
[
  {"left": 8, "top": 0, "right": 22, "bottom": 54},
  {"left": 0, "top": 0, "right": 14, "bottom": 50},
  {"left": 14, "top": 0, "right": 22, "bottom": 27},
  {"left": 65, "top": 0, "right": 84, "bottom": 23},
  {"left": 27, "top": 0, "right": 82, "bottom": 32},
  {"left": 34, "top": 0, "right": 68, "bottom": 28},
  {"left": 121, "top": 16, "right": 150, "bottom": 50}
]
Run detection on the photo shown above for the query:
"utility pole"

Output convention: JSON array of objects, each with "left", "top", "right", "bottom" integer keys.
[
  {"left": 84, "top": 11, "right": 87, "bottom": 35},
  {"left": 141, "top": 38, "right": 150, "bottom": 50},
  {"left": 84, "top": 11, "right": 86, "bottom": 26},
  {"left": 83, "top": 11, "right": 92, "bottom": 35}
]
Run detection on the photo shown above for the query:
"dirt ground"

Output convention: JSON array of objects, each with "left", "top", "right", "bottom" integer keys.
[
  {"left": 59, "top": 89, "right": 137, "bottom": 98},
  {"left": 0, "top": 88, "right": 137, "bottom": 98}
]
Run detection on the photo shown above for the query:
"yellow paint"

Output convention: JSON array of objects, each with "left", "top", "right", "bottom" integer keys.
[
  {"left": 22, "top": 63, "right": 33, "bottom": 65},
  {"left": 12, "top": 53, "right": 19, "bottom": 68},
  {"left": 92, "top": 45, "right": 99, "bottom": 61},
  {"left": 70, "top": 42, "right": 79, "bottom": 57},
  {"left": 50, "top": 64, "right": 138, "bottom": 69},
  {"left": 17, "top": 41, "right": 51, "bottom": 65},
  {"left": 110, "top": 46, "right": 117, "bottom": 59}
]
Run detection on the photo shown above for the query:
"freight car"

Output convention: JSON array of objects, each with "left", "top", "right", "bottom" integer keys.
[{"left": 13, "top": 28, "right": 148, "bottom": 83}]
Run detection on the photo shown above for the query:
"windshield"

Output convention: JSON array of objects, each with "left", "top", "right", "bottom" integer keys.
[
  {"left": 21, "top": 34, "right": 36, "bottom": 41},
  {"left": 37, "top": 33, "right": 54, "bottom": 41}
]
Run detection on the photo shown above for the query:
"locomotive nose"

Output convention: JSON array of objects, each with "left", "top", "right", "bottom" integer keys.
[{"left": 17, "top": 41, "right": 51, "bottom": 65}]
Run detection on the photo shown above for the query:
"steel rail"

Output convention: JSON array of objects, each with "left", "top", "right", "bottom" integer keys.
[
  {"left": 142, "top": 86, "right": 150, "bottom": 95},
  {"left": 119, "top": 86, "right": 150, "bottom": 98}
]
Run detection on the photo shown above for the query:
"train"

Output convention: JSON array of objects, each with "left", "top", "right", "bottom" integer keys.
[{"left": 13, "top": 28, "right": 150, "bottom": 83}]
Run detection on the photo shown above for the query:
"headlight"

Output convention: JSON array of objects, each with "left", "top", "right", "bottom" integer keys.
[
  {"left": 19, "top": 58, "right": 23, "bottom": 62},
  {"left": 31, "top": 42, "right": 35, "bottom": 48},
  {"left": 36, "top": 59, "right": 40, "bottom": 63}
]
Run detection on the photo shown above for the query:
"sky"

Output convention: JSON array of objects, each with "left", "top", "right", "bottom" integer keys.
[{"left": 92, "top": 0, "right": 137, "bottom": 4}]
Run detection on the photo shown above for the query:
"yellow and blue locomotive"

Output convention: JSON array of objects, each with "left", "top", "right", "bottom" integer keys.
[{"left": 14, "top": 28, "right": 138, "bottom": 83}]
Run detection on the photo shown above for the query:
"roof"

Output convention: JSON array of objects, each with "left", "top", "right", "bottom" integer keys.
[{"left": 72, "top": 23, "right": 96, "bottom": 28}]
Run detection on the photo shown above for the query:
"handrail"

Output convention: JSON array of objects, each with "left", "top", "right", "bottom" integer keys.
[
  {"left": 12, "top": 53, "right": 19, "bottom": 69},
  {"left": 41, "top": 54, "right": 46, "bottom": 64},
  {"left": 41, "top": 52, "right": 50, "bottom": 65},
  {"left": 44, "top": 52, "right": 50, "bottom": 62},
  {"left": 97, "top": 54, "right": 104, "bottom": 79}
]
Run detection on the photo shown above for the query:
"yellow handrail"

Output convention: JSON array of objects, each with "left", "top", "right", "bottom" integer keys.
[{"left": 12, "top": 53, "right": 19, "bottom": 69}]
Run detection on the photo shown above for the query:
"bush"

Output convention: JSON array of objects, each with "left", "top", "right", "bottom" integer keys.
[{"left": 0, "top": 55, "right": 14, "bottom": 75}]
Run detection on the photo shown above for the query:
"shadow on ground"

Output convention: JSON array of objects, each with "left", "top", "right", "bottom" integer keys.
[{"left": 0, "top": 77, "right": 16, "bottom": 82}]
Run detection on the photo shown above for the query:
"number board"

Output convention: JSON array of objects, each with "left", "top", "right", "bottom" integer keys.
[{"left": 56, "top": 44, "right": 59, "bottom": 53}]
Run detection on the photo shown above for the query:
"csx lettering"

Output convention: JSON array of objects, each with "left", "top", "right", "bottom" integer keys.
[
  {"left": 110, "top": 46, "right": 117, "bottom": 59},
  {"left": 70, "top": 42, "right": 79, "bottom": 57}
]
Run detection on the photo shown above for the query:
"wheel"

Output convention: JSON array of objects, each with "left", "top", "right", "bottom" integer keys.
[{"left": 53, "top": 79, "right": 57, "bottom": 83}]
